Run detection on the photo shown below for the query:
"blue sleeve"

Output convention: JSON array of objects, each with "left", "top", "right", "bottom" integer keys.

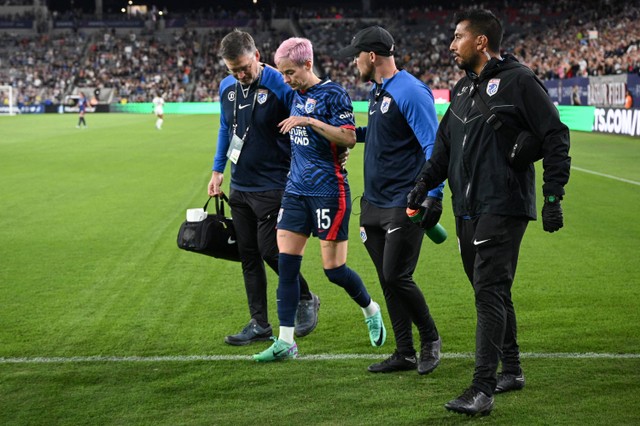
[
  {"left": 213, "top": 77, "right": 233, "bottom": 172},
  {"left": 397, "top": 82, "right": 444, "bottom": 199},
  {"left": 264, "top": 65, "right": 293, "bottom": 109},
  {"left": 327, "top": 84, "right": 355, "bottom": 128}
]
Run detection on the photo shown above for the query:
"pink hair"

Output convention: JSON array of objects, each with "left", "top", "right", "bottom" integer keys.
[{"left": 274, "top": 37, "right": 314, "bottom": 67}]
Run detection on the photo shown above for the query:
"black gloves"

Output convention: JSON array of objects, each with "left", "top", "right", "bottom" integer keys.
[
  {"left": 407, "top": 181, "right": 441, "bottom": 230},
  {"left": 407, "top": 181, "right": 428, "bottom": 210},
  {"left": 542, "top": 195, "right": 563, "bottom": 232},
  {"left": 420, "top": 197, "right": 443, "bottom": 230}
]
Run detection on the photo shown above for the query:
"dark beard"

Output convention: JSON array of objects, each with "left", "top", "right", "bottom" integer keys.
[{"left": 455, "top": 54, "right": 480, "bottom": 73}]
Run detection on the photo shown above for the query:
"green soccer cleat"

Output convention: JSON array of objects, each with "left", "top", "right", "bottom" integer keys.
[
  {"left": 253, "top": 337, "right": 298, "bottom": 362},
  {"left": 365, "top": 307, "right": 387, "bottom": 347}
]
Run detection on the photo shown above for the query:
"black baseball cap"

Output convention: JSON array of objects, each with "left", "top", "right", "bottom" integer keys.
[{"left": 337, "top": 26, "right": 395, "bottom": 58}]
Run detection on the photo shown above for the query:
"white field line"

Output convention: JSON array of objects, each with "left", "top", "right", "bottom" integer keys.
[
  {"left": 1, "top": 352, "right": 639, "bottom": 364},
  {"left": 571, "top": 166, "right": 640, "bottom": 186}
]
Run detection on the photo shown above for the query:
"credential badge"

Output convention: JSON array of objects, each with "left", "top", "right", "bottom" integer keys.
[
  {"left": 257, "top": 89, "right": 268, "bottom": 105},
  {"left": 305, "top": 98, "right": 317, "bottom": 114},
  {"left": 380, "top": 96, "right": 392, "bottom": 114},
  {"left": 486, "top": 79, "right": 500, "bottom": 97}
]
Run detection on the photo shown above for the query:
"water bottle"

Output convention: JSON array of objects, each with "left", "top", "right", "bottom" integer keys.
[{"left": 406, "top": 207, "right": 448, "bottom": 244}]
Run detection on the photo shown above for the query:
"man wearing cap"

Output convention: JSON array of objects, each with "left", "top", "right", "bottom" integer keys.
[{"left": 338, "top": 26, "right": 445, "bottom": 375}]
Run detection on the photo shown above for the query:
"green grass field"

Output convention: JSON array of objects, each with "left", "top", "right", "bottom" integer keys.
[{"left": 1, "top": 113, "right": 639, "bottom": 425}]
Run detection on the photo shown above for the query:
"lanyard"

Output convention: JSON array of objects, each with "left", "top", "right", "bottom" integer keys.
[{"left": 232, "top": 68, "right": 263, "bottom": 141}]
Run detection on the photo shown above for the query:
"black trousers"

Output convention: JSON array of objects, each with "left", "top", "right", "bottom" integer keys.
[
  {"left": 456, "top": 214, "right": 528, "bottom": 396},
  {"left": 360, "top": 198, "right": 439, "bottom": 355},
  {"left": 228, "top": 189, "right": 311, "bottom": 328}
]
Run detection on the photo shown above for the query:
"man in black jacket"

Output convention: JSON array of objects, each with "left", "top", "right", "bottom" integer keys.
[{"left": 408, "top": 9, "right": 570, "bottom": 416}]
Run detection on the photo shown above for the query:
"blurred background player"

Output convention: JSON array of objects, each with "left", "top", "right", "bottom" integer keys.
[
  {"left": 76, "top": 91, "right": 89, "bottom": 128},
  {"left": 209, "top": 30, "right": 320, "bottom": 346},
  {"left": 152, "top": 93, "right": 165, "bottom": 130},
  {"left": 253, "top": 37, "right": 386, "bottom": 362}
]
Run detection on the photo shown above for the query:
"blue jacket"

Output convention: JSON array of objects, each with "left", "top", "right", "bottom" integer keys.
[
  {"left": 358, "top": 70, "right": 444, "bottom": 208},
  {"left": 213, "top": 64, "right": 293, "bottom": 192}
]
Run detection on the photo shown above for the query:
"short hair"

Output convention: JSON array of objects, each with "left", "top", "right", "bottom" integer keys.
[
  {"left": 274, "top": 37, "right": 313, "bottom": 67},
  {"left": 454, "top": 9, "right": 503, "bottom": 52},
  {"left": 220, "top": 29, "right": 256, "bottom": 60}
]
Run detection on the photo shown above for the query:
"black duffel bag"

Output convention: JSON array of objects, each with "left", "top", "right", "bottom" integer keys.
[{"left": 177, "top": 194, "right": 240, "bottom": 261}]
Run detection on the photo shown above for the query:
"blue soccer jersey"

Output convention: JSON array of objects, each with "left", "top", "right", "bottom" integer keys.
[
  {"left": 285, "top": 80, "right": 355, "bottom": 197},
  {"left": 78, "top": 97, "right": 88, "bottom": 113}
]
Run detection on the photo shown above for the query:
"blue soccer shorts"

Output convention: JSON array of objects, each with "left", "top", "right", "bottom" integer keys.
[{"left": 277, "top": 192, "right": 351, "bottom": 241}]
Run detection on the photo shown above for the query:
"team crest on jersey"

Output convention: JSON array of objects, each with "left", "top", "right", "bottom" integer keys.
[
  {"left": 305, "top": 98, "right": 317, "bottom": 114},
  {"left": 380, "top": 96, "right": 392, "bottom": 114},
  {"left": 257, "top": 89, "right": 268, "bottom": 104},
  {"left": 486, "top": 79, "right": 500, "bottom": 97},
  {"left": 227, "top": 91, "right": 236, "bottom": 101}
]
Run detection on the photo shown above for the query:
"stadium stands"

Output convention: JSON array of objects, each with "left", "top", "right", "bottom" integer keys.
[{"left": 0, "top": 1, "right": 638, "bottom": 104}]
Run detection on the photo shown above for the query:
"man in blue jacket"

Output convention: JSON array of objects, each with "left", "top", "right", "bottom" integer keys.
[{"left": 338, "top": 26, "right": 444, "bottom": 376}]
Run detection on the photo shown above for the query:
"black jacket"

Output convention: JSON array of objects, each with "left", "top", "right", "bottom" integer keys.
[{"left": 418, "top": 55, "right": 571, "bottom": 220}]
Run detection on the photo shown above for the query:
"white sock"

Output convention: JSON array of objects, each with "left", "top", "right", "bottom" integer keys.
[
  {"left": 156, "top": 118, "right": 163, "bottom": 129},
  {"left": 362, "top": 300, "right": 380, "bottom": 318},
  {"left": 279, "top": 326, "right": 295, "bottom": 344}
]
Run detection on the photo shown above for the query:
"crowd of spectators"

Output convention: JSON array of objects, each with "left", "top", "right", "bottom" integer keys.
[
  {"left": 508, "top": 5, "right": 640, "bottom": 79},
  {"left": 0, "top": 31, "right": 86, "bottom": 106},
  {"left": 0, "top": 0, "right": 638, "bottom": 106},
  {"left": 80, "top": 29, "right": 199, "bottom": 103},
  {"left": 305, "top": 1, "right": 640, "bottom": 99}
]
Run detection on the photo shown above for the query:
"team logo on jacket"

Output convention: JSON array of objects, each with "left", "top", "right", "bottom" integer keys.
[
  {"left": 380, "top": 96, "right": 392, "bottom": 114},
  {"left": 257, "top": 89, "right": 268, "bottom": 104},
  {"left": 305, "top": 98, "right": 317, "bottom": 113},
  {"left": 227, "top": 91, "right": 236, "bottom": 101},
  {"left": 486, "top": 79, "right": 500, "bottom": 97}
]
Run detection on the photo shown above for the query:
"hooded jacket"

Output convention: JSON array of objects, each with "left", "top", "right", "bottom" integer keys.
[{"left": 418, "top": 54, "right": 570, "bottom": 220}]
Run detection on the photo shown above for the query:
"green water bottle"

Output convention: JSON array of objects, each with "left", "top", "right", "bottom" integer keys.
[{"left": 406, "top": 207, "right": 448, "bottom": 244}]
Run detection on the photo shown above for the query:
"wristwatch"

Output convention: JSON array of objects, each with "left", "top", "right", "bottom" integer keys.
[{"left": 544, "top": 195, "right": 562, "bottom": 203}]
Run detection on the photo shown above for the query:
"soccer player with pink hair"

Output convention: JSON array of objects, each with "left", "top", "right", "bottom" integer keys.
[{"left": 253, "top": 37, "right": 387, "bottom": 362}]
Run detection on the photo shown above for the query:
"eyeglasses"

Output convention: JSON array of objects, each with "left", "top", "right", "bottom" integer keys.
[{"left": 227, "top": 62, "right": 253, "bottom": 76}]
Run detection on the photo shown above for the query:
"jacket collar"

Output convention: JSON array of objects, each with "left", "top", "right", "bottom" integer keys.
[{"left": 467, "top": 54, "right": 521, "bottom": 82}]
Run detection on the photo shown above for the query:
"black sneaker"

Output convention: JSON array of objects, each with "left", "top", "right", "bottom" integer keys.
[
  {"left": 295, "top": 292, "right": 320, "bottom": 337},
  {"left": 418, "top": 337, "right": 441, "bottom": 375},
  {"left": 224, "top": 319, "right": 273, "bottom": 346},
  {"left": 445, "top": 387, "right": 494, "bottom": 417},
  {"left": 495, "top": 371, "right": 525, "bottom": 393},
  {"left": 368, "top": 350, "right": 417, "bottom": 373}
]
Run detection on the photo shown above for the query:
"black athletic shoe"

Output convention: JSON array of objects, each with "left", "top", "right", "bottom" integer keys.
[
  {"left": 495, "top": 371, "right": 525, "bottom": 393},
  {"left": 224, "top": 319, "right": 273, "bottom": 346},
  {"left": 418, "top": 337, "right": 441, "bottom": 375},
  {"left": 368, "top": 350, "right": 417, "bottom": 373},
  {"left": 445, "top": 387, "right": 494, "bottom": 417},
  {"left": 294, "top": 292, "right": 320, "bottom": 337}
]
